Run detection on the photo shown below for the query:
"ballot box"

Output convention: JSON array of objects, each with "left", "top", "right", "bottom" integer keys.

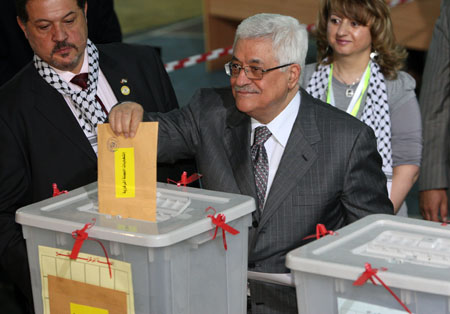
[
  {"left": 16, "top": 182, "right": 255, "bottom": 314},
  {"left": 286, "top": 214, "right": 450, "bottom": 314}
]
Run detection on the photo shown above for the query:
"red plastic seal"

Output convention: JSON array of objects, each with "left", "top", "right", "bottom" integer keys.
[
  {"left": 167, "top": 171, "right": 202, "bottom": 187},
  {"left": 52, "top": 183, "right": 68, "bottom": 197},
  {"left": 353, "top": 263, "right": 411, "bottom": 313},
  {"left": 205, "top": 207, "right": 239, "bottom": 250},
  {"left": 70, "top": 219, "right": 113, "bottom": 278},
  {"left": 302, "top": 223, "right": 336, "bottom": 241}
]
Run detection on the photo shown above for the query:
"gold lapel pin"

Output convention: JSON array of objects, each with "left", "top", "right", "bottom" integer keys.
[
  {"left": 120, "top": 78, "right": 130, "bottom": 95},
  {"left": 121, "top": 85, "right": 130, "bottom": 96}
]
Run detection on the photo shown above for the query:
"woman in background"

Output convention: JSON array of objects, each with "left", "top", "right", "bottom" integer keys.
[{"left": 301, "top": 0, "right": 422, "bottom": 215}]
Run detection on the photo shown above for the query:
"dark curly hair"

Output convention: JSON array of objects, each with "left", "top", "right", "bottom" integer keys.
[
  {"left": 315, "top": 0, "right": 407, "bottom": 80},
  {"left": 16, "top": 0, "right": 87, "bottom": 22}
]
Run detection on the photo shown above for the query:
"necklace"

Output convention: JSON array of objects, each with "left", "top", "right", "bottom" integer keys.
[
  {"left": 326, "top": 62, "right": 372, "bottom": 117},
  {"left": 345, "top": 84, "right": 357, "bottom": 97},
  {"left": 333, "top": 69, "right": 362, "bottom": 98}
]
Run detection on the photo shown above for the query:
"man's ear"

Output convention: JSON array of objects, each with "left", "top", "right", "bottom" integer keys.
[
  {"left": 17, "top": 16, "right": 28, "bottom": 40},
  {"left": 287, "top": 63, "right": 301, "bottom": 89},
  {"left": 84, "top": 2, "right": 88, "bottom": 20}
]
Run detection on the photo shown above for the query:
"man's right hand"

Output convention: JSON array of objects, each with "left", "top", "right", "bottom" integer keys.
[
  {"left": 108, "top": 101, "right": 144, "bottom": 138},
  {"left": 419, "top": 189, "right": 448, "bottom": 222}
]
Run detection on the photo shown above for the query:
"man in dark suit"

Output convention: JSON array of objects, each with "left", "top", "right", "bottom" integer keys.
[
  {"left": 0, "top": 0, "right": 122, "bottom": 87},
  {"left": 0, "top": 0, "right": 178, "bottom": 313},
  {"left": 110, "top": 13, "right": 393, "bottom": 314}
]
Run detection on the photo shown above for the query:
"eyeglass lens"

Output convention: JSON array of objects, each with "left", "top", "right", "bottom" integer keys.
[{"left": 228, "top": 63, "right": 262, "bottom": 79}]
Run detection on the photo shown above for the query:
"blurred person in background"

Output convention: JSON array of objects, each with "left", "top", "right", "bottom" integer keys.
[
  {"left": 301, "top": 0, "right": 422, "bottom": 216},
  {"left": 419, "top": 0, "right": 450, "bottom": 222}
]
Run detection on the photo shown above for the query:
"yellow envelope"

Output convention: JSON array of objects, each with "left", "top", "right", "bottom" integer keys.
[
  {"left": 48, "top": 275, "right": 127, "bottom": 314},
  {"left": 97, "top": 122, "right": 158, "bottom": 221}
]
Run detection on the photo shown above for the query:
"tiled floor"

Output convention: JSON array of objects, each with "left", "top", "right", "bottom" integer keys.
[{"left": 124, "top": 17, "right": 229, "bottom": 107}]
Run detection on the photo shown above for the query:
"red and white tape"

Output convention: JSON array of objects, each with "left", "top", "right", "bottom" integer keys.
[
  {"left": 164, "top": 0, "right": 412, "bottom": 73},
  {"left": 165, "top": 46, "right": 233, "bottom": 73}
]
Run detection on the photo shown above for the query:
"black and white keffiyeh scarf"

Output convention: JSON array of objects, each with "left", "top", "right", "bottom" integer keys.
[
  {"left": 306, "top": 61, "right": 393, "bottom": 175},
  {"left": 33, "top": 39, "right": 106, "bottom": 136}
]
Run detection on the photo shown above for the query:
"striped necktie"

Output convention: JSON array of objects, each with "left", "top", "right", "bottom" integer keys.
[{"left": 251, "top": 126, "right": 272, "bottom": 212}]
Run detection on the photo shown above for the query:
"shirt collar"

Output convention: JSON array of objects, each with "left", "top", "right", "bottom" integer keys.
[
  {"left": 52, "top": 48, "right": 89, "bottom": 86},
  {"left": 251, "top": 91, "right": 301, "bottom": 147}
]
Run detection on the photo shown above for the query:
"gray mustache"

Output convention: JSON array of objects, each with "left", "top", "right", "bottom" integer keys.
[
  {"left": 52, "top": 41, "right": 77, "bottom": 54},
  {"left": 234, "top": 86, "right": 260, "bottom": 93}
]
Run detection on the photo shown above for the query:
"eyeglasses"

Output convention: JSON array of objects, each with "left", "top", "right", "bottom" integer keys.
[{"left": 224, "top": 62, "right": 294, "bottom": 80}]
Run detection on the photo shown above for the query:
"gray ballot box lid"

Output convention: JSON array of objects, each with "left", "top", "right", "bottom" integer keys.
[
  {"left": 16, "top": 182, "right": 256, "bottom": 248},
  {"left": 286, "top": 214, "right": 450, "bottom": 296}
]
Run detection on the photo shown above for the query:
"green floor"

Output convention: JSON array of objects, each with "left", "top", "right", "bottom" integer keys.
[{"left": 115, "top": 0, "right": 203, "bottom": 35}]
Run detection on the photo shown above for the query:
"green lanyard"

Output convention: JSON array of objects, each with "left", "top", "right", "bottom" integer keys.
[{"left": 327, "top": 63, "right": 371, "bottom": 117}]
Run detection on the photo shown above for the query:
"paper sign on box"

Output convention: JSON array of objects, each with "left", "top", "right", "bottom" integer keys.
[
  {"left": 38, "top": 245, "right": 135, "bottom": 314},
  {"left": 97, "top": 122, "right": 158, "bottom": 221}
]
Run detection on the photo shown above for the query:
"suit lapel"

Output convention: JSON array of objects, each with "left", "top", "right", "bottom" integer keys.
[
  {"left": 258, "top": 90, "right": 321, "bottom": 230},
  {"left": 223, "top": 98, "right": 259, "bottom": 219},
  {"left": 98, "top": 48, "right": 157, "bottom": 106},
  {"left": 98, "top": 49, "right": 133, "bottom": 103},
  {"left": 31, "top": 71, "right": 97, "bottom": 162}
]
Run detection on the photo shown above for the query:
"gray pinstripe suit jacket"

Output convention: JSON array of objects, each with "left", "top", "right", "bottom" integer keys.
[
  {"left": 419, "top": 0, "right": 450, "bottom": 193},
  {"left": 150, "top": 87, "right": 393, "bottom": 313}
]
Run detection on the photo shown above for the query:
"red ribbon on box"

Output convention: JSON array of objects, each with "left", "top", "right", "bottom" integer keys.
[
  {"left": 353, "top": 263, "right": 411, "bottom": 313},
  {"left": 167, "top": 171, "right": 202, "bottom": 187},
  {"left": 70, "top": 219, "right": 113, "bottom": 278},
  {"left": 205, "top": 207, "right": 239, "bottom": 250},
  {"left": 302, "top": 223, "right": 336, "bottom": 241},
  {"left": 52, "top": 183, "right": 68, "bottom": 197}
]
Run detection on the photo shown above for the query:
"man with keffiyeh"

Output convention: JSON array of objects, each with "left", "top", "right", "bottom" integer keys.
[{"left": 0, "top": 0, "right": 179, "bottom": 312}]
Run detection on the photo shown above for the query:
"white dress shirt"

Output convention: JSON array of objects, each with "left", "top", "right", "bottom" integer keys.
[{"left": 251, "top": 91, "right": 301, "bottom": 204}]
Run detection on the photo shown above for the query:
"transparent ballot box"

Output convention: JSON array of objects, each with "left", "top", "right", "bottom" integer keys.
[
  {"left": 16, "top": 182, "right": 255, "bottom": 314},
  {"left": 286, "top": 214, "right": 450, "bottom": 314}
]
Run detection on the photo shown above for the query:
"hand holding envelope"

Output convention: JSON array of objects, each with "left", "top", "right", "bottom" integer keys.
[
  {"left": 97, "top": 122, "right": 158, "bottom": 221},
  {"left": 108, "top": 101, "right": 145, "bottom": 139}
]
